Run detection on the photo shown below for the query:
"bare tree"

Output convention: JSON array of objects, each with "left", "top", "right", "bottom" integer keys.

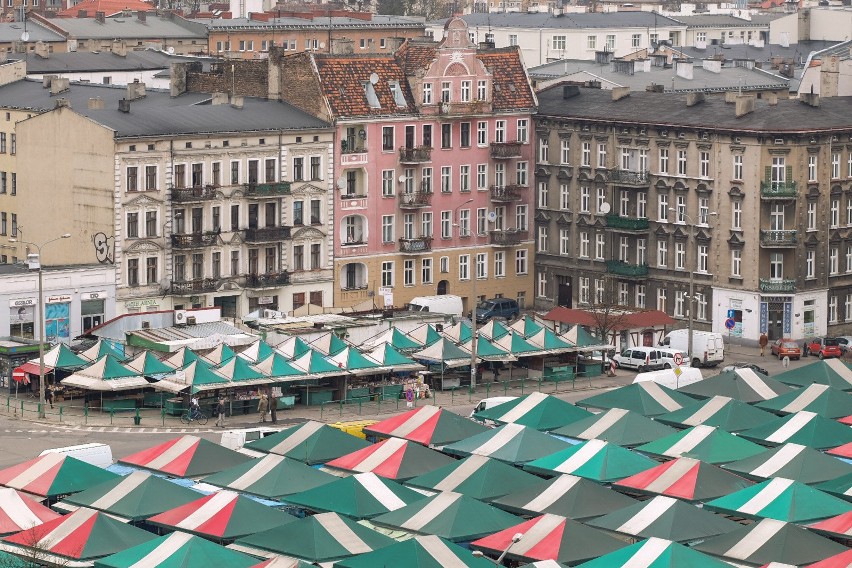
[
  {"left": 0, "top": 523, "right": 77, "bottom": 568},
  {"left": 585, "top": 275, "right": 635, "bottom": 348}
]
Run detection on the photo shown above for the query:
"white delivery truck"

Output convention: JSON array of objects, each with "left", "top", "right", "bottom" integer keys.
[
  {"left": 659, "top": 329, "right": 725, "bottom": 368},
  {"left": 407, "top": 295, "right": 464, "bottom": 316}
]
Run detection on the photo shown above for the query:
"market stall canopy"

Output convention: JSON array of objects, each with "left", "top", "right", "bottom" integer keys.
[
  {"left": 490, "top": 331, "right": 544, "bottom": 357},
  {"left": 364, "top": 343, "right": 423, "bottom": 372},
  {"left": 369, "top": 491, "right": 521, "bottom": 542},
  {"left": 56, "top": 470, "right": 201, "bottom": 521},
  {"left": 0, "top": 487, "right": 61, "bottom": 535},
  {"left": 38, "top": 343, "right": 88, "bottom": 370},
  {"left": 550, "top": 408, "right": 675, "bottom": 447},
  {"left": 703, "top": 477, "right": 851, "bottom": 523},
  {"left": 738, "top": 410, "right": 852, "bottom": 449},
  {"left": 274, "top": 336, "right": 312, "bottom": 360},
  {"left": 0, "top": 452, "right": 118, "bottom": 498},
  {"left": 470, "top": 513, "right": 627, "bottom": 566},
  {"left": 244, "top": 421, "right": 371, "bottom": 465},
  {"left": 756, "top": 384, "right": 852, "bottom": 418},
  {"left": 809, "top": 510, "right": 852, "bottom": 539},
  {"left": 773, "top": 358, "right": 852, "bottom": 391},
  {"left": 441, "top": 321, "right": 473, "bottom": 344},
  {"left": 575, "top": 537, "right": 734, "bottom": 568},
  {"left": 250, "top": 353, "right": 306, "bottom": 381},
  {"left": 614, "top": 457, "right": 754, "bottom": 503},
  {"left": 676, "top": 368, "right": 792, "bottom": 403},
  {"left": 635, "top": 425, "right": 767, "bottom": 464},
  {"left": 79, "top": 339, "right": 125, "bottom": 362},
  {"left": 61, "top": 354, "right": 150, "bottom": 391},
  {"left": 201, "top": 454, "right": 335, "bottom": 500},
  {"left": 509, "top": 315, "right": 545, "bottom": 337},
  {"left": 523, "top": 328, "right": 576, "bottom": 354},
  {"left": 827, "top": 441, "right": 852, "bottom": 459},
  {"left": 326, "top": 346, "right": 385, "bottom": 375},
  {"left": 815, "top": 471, "right": 852, "bottom": 500},
  {"left": 523, "top": 439, "right": 657, "bottom": 483},
  {"left": 123, "top": 351, "right": 175, "bottom": 376},
  {"left": 94, "top": 532, "right": 259, "bottom": 568},
  {"left": 576, "top": 382, "right": 696, "bottom": 416},
  {"left": 692, "top": 518, "right": 848, "bottom": 567},
  {"left": 558, "top": 325, "right": 611, "bottom": 352},
  {"left": 472, "top": 392, "right": 593, "bottom": 431},
  {"left": 656, "top": 395, "right": 778, "bottom": 433},
  {"left": 491, "top": 474, "right": 636, "bottom": 521},
  {"left": 324, "top": 437, "right": 456, "bottom": 481},
  {"left": 443, "top": 423, "right": 573, "bottom": 465},
  {"left": 238, "top": 340, "right": 274, "bottom": 363},
  {"left": 290, "top": 349, "right": 345, "bottom": 377},
  {"left": 405, "top": 455, "right": 543, "bottom": 503},
  {"left": 362, "top": 327, "right": 423, "bottom": 352},
  {"left": 200, "top": 343, "right": 237, "bottom": 366},
  {"left": 118, "top": 435, "right": 251, "bottom": 478},
  {"left": 285, "top": 472, "right": 425, "bottom": 519},
  {"left": 308, "top": 332, "right": 350, "bottom": 356},
  {"left": 335, "top": 534, "right": 496, "bottom": 568},
  {"left": 722, "top": 443, "right": 852, "bottom": 484},
  {"left": 162, "top": 346, "right": 200, "bottom": 369},
  {"left": 809, "top": 549, "right": 852, "bottom": 568},
  {"left": 153, "top": 359, "right": 230, "bottom": 394},
  {"left": 214, "top": 355, "right": 270, "bottom": 386},
  {"left": 251, "top": 558, "right": 314, "bottom": 568},
  {"left": 364, "top": 405, "right": 489, "bottom": 447},
  {"left": 406, "top": 324, "right": 443, "bottom": 347},
  {"left": 476, "top": 319, "right": 510, "bottom": 341},
  {"left": 840, "top": 414, "right": 852, "bottom": 425},
  {"left": 459, "top": 336, "right": 516, "bottom": 362},
  {"left": 412, "top": 338, "right": 472, "bottom": 368}
]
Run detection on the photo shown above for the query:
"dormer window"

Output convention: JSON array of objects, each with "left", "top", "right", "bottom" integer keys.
[
  {"left": 441, "top": 81, "right": 451, "bottom": 103},
  {"left": 363, "top": 82, "right": 380, "bottom": 109},
  {"left": 389, "top": 81, "right": 407, "bottom": 107}
]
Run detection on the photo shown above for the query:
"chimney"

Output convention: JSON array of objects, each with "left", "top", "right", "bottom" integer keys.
[
  {"left": 702, "top": 59, "right": 721, "bottom": 73},
  {"left": 112, "top": 40, "right": 127, "bottom": 57},
  {"left": 675, "top": 59, "right": 693, "bottom": 80},
  {"left": 118, "top": 98, "right": 131, "bottom": 113},
  {"left": 88, "top": 97, "right": 104, "bottom": 109},
  {"left": 611, "top": 86, "right": 630, "bottom": 101},
  {"left": 724, "top": 90, "right": 739, "bottom": 103},
  {"left": 646, "top": 83, "right": 664, "bottom": 93},
  {"left": 54, "top": 98, "right": 70, "bottom": 109},
  {"left": 137, "top": 10, "right": 146, "bottom": 22},
  {"left": 820, "top": 55, "right": 839, "bottom": 98},
  {"left": 686, "top": 92, "right": 705, "bottom": 107},
  {"left": 126, "top": 80, "right": 146, "bottom": 100},
  {"left": 386, "top": 37, "right": 405, "bottom": 52},
  {"left": 170, "top": 62, "right": 189, "bottom": 98},
  {"left": 230, "top": 94, "right": 244, "bottom": 109},
  {"left": 330, "top": 37, "right": 354, "bottom": 55},
  {"left": 735, "top": 94, "right": 755, "bottom": 117},
  {"left": 595, "top": 50, "right": 615, "bottom": 65},
  {"left": 95, "top": 11, "right": 105, "bottom": 23},
  {"left": 800, "top": 91, "right": 820, "bottom": 107},
  {"left": 42, "top": 75, "right": 57, "bottom": 88},
  {"left": 49, "top": 77, "right": 70, "bottom": 95},
  {"left": 211, "top": 92, "right": 228, "bottom": 105},
  {"left": 562, "top": 84, "right": 580, "bottom": 99},
  {"left": 765, "top": 91, "right": 778, "bottom": 106},
  {"left": 33, "top": 41, "right": 49, "bottom": 59},
  {"left": 77, "top": 9, "right": 86, "bottom": 17}
]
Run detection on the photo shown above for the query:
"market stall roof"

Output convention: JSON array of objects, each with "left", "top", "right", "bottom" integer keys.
[
  {"left": 840, "top": 414, "right": 852, "bottom": 425},
  {"left": 406, "top": 324, "right": 443, "bottom": 347},
  {"left": 827, "top": 441, "right": 852, "bottom": 459},
  {"left": 412, "top": 337, "right": 472, "bottom": 368},
  {"left": 477, "top": 319, "right": 510, "bottom": 341},
  {"left": 574, "top": 537, "right": 736, "bottom": 568},
  {"left": 57, "top": 470, "right": 201, "bottom": 521},
  {"left": 738, "top": 410, "right": 852, "bottom": 449},
  {"left": 244, "top": 421, "right": 371, "bottom": 465},
  {"left": 290, "top": 349, "right": 345, "bottom": 377},
  {"left": 0, "top": 452, "right": 118, "bottom": 498},
  {"left": 722, "top": 443, "right": 852, "bottom": 484},
  {"left": 250, "top": 353, "right": 306, "bottom": 381},
  {"left": 490, "top": 331, "right": 544, "bottom": 357},
  {"left": 79, "top": 339, "right": 125, "bottom": 362},
  {"left": 364, "top": 405, "right": 490, "bottom": 447},
  {"left": 508, "top": 315, "right": 545, "bottom": 337},
  {"left": 94, "top": 531, "right": 259, "bottom": 568},
  {"left": 586, "top": 495, "right": 740, "bottom": 543},
  {"left": 285, "top": 471, "right": 425, "bottom": 519},
  {"left": 1, "top": 507, "right": 155, "bottom": 564},
  {"left": 470, "top": 513, "right": 627, "bottom": 566},
  {"left": 692, "top": 518, "right": 849, "bottom": 567},
  {"left": 324, "top": 437, "right": 456, "bottom": 481},
  {"left": 307, "top": 332, "right": 350, "bottom": 356},
  {"left": 676, "top": 368, "right": 793, "bottom": 403},
  {"left": 656, "top": 395, "right": 778, "bottom": 433},
  {"left": 162, "top": 346, "right": 199, "bottom": 369},
  {"left": 274, "top": 336, "right": 312, "bottom": 360},
  {"left": 0, "top": 487, "right": 61, "bottom": 535},
  {"left": 326, "top": 346, "right": 385, "bottom": 375},
  {"left": 614, "top": 457, "right": 754, "bottom": 503},
  {"left": 551, "top": 408, "right": 677, "bottom": 447},
  {"left": 523, "top": 328, "right": 576, "bottom": 354},
  {"left": 808, "top": 549, "right": 852, "bottom": 568},
  {"left": 37, "top": 343, "right": 89, "bottom": 370},
  {"left": 334, "top": 534, "right": 496, "bottom": 568},
  {"left": 118, "top": 435, "right": 252, "bottom": 478},
  {"left": 201, "top": 454, "right": 335, "bottom": 500},
  {"left": 703, "top": 477, "right": 852, "bottom": 523},
  {"left": 472, "top": 392, "right": 593, "bottom": 432},
  {"left": 459, "top": 336, "right": 517, "bottom": 362},
  {"left": 213, "top": 355, "right": 269, "bottom": 386},
  {"left": 250, "top": 558, "right": 314, "bottom": 568},
  {"left": 238, "top": 340, "right": 274, "bottom": 363},
  {"left": 773, "top": 358, "right": 852, "bottom": 391},
  {"left": 369, "top": 491, "right": 521, "bottom": 542},
  {"left": 405, "top": 454, "right": 543, "bottom": 502},
  {"left": 809, "top": 510, "right": 852, "bottom": 539},
  {"left": 557, "top": 325, "right": 611, "bottom": 351},
  {"left": 200, "top": 343, "right": 237, "bottom": 366},
  {"left": 523, "top": 438, "right": 657, "bottom": 483},
  {"left": 123, "top": 351, "right": 175, "bottom": 376},
  {"left": 815, "top": 471, "right": 852, "bottom": 500},
  {"left": 576, "top": 382, "right": 696, "bottom": 416},
  {"left": 362, "top": 327, "right": 423, "bottom": 352},
  {"left": 443, "top": 423, "right": 573, "bottom": 466},
  {"left": 365, "top": 343, "right": 423, "bottom": 372},
  {"left": 153, "top": 359, "right": 231, "bottom": 394},
  {"left": 61, "top": 354, "right": 150, "bottom": 391},
  {"left": 756, "top": 384, "right": 852, "bottom": 418},
  {"left": 231, "top": 512, "right": 396, "bottom": 563},
  {"left": 634, "top": 425, "right": 767, "bottom": 464}
]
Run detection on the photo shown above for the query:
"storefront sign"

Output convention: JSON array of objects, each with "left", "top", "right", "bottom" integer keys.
[
  {"left": 125, "top": 298, "right": 159, "bottom": 309},
  {"left": 46, "top": 295, "right": 72, "bottom": 304},
  {"left": 9, "top": 298, "right": 36, "bottom": 308},
  {"left": 84, "top": 291, "right": 107, "bottom": 301},
  {"left": 258, "top": 296, "right": 273, "bottom": 305}
]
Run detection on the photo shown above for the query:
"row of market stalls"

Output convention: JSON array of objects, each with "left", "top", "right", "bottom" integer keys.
[{"left": 0, "top": 356, "right": 849, "bottom": 566}]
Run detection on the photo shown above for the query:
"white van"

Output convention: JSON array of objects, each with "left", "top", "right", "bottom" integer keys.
[
  {"left": 660, "top": 330, "right": 725, "bottom": 368},
  {"left": 634, "top": 367, "right": 704, "bottom": 390},
  {"left": 407, "top": 295, "right": 464, "bottom": 316},
  {"left": 470, "top": 396, "right": 517, "bottom": 418},
  {"left": 221, "top": 427, "right": 281, "bottom": 456},
  {"left": 39, "top": 443, "right": 113, "bottom": 468},
  {"left": 612, "top": 347, "right": 665, "bottom": 372}
]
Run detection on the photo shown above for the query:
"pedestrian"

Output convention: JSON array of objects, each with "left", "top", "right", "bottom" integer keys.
[
  {"left": 269, "top": 391, "right": 278, "bottom": 424},
  {"left": 189, "top": 396, "right": 201, "bottom": 421},
  {"left": 257, "top": 393, "right": 268, "bottom": 423},
  {"left": 215, "top": 397, "right": 226, "bottom": 428},
  {"left": 45, "top": 383, "right": 54, "bottom": 409},
  {"left": 492, "top": 364, "right": 500, "bottom": 383},
  {"left": 759, "top": 333, "right": 769, "bottom": 357}
]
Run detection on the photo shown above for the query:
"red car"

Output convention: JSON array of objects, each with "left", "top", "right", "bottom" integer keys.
[
  {"left": 770, "top": 339, "right": 801, "bottom": 360},
  {"left": 803, "top": 337, "right": 842, "bottom": 359}
]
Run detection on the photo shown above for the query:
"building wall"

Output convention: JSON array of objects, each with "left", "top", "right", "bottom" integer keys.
[
  {"left": 682, "top": 24, "right": 769, "bottom": 47},
  {"left": 0, "top": 104, "right": 33, "bottom": 265},
  {"left": 28, "top": 70, "right": 170, "bottom": 89}
]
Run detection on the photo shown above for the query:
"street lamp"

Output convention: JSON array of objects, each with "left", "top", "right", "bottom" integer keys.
[
  {"left": 9, "top": 234, "right": 71, "bottom": 418},
  {"left": 452, "top": 198, "right": 478, "bottom": 389},
  {"left": 472, "top": 532, "right": 524, "bottom": 566}
]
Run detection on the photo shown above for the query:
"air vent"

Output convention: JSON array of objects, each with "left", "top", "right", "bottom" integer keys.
[
  {"left": 186, "top": 316, "right": 197, "bottom": 325},
  {"left": 774, "top": 138, "right": 784, "bottom": 145},
  {"left": 141, "top": 321, "right": 150, "bottom": 329}
]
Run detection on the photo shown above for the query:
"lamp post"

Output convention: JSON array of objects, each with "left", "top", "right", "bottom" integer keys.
[
  {"left": 453, "top": 198, "right": 477, "bottom": 389},
  {"left": 9, "top": 234, "right": 71, "bottom": 418},
  {"left": 472, "top": 532, "right": 524, "bottom": 566}
]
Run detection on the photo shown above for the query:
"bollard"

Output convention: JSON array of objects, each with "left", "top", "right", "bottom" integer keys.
[
  {"left": 358, "top": 399, "right": 362, "bottom": 416},
  {"left": 109, "top": 408, "right": 115, "bottom": 425},
  {"left": 134, "top": 408, "right": 141, "bottom": 426},
  {"left": 20, "top": 400, "right": 24, "bottom": 417},
  {"left": 59, "top": 406, "right": 63, "bottom": 423},
  {"left": 503, "top": 381, "right": 508, "bottom": 396},
  {"left": 339, "top": 400, "right": 343, "bottom": 417},
  {"left": 395, "top": 396, "right": 399, "bottom": 411},
  {"left": 84, "top": 406, "right": 89, "bottom": 425},
  {"left": 468, "top": 385, "right": 474, "bottom": 403},
  {"left": 161, "top": 408, "right": 166, "bottom": 427},
  {"left": 485, "top": 383, "right": 491, "bottom": 398},
  {"left": 520, "top": 378, "right": 525, "bottom": 395},
  {"left": 451, "top": 388, "right": 456, "bottom": 404}
]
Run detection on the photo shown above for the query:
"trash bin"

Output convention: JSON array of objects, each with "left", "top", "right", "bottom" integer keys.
[{"left": 133, "top": 416, "right": 141, "bottom": 425}]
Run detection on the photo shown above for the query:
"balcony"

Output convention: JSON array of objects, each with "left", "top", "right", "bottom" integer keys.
[
  {"left": 490, "top": 141, "right": 524, "bottom": 159},
  {"left": 760, "top": 278, "right": 796, "bottom": 293},
  {"left": 490, "top": 184, "right": 523, "bottom": 202},
  {"left": 171, "top": 185, "right": 217, "bottom": 202},
  {"left": 245, "top": 272, "right": 291, "bottom": 289},
  {"left": 399, "top": 190, "right": 433, "bottom": 209},
  {"left": 399, "top": 237, "right": 433, "bottom": 254},
  {"left": 610, "top": 169, "right": 650, "bottom": 186},
  {"left": 489, "top": 230, "right": 528, "bottom": 247},
  {"left": 171, "top": 232, "right": 219, "bottom": 249},
  {"left": 398, "top": 146, "right": 432, "bottom": 164},
  {"left": 170, "top": 278, "right": 218, "bottom": 295},
  {"left": 245, "top": 181, "right": 291, "bottom": 198},
  {"left": 606, "top": 215, "right": 650, "bottom": 231},
  {"left": 760, "top": 230, "right": 797, "bottom": 247},
  {"left": 244, "top": 226, "right": 292, "bottom": 243},
  {"left": 760, "top": 181, "right": 798, "bottom": 199},
  {"left": 606, "top": 260, "right": 649, "bottom": 278}
]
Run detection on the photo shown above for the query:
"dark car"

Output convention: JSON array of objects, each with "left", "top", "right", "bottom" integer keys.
[
  {"left": 803, "top": 337, "right": 842, "bottom": 359},
  {"left": 475, "top": 298, "right": 520, "bottom": 324},
  {"left": 722, "top": 362, "right": 770, "bottom": 376}
]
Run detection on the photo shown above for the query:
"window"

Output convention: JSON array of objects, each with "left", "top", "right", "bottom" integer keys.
[
  {"left": 581, "top": 142, "right": 591, "bottom": 167},
  {"left": 460, "top": 123, "right": 471, "bottom": 148},
  {"left": 732, "top": 154, "right": 743, "bottom": 181},
  {"left": 538, "top": 182, "right": 548, "bottom": 208},
  {"left": 676, "top": 150, "right": 687, "bottom": 176},
  {"left": 847, "top": 246, "right": 852, "bottom": 273},
  {"left": 476, "top": 253, "right": 487, "bottom": 279},
  {"left": 509, "top": 34, "right": 518, "bottom": 46},
  {"left": 381, "top": 170, "right": 395, "bottom": 197},
  {"left": 516, "top": 162, "right": 528, "bottom": 186},
  {"left": 515, "top": 249, "right": 528, "bottom": 274},
  {"left": 675, "top": 195, "right": 686, "bottom": 223},
  {"left": 580, "top": 186, "right": 590, "bottom": 213},
  {"left": 146, "top": 257, "right": 158, "bottom": 284},
  {"left": 460, "top": 81, "right": 471, "bottom": 102},
  {"left": 10, "top": 173, "right": 14, "bottom": 196},
  {"left": 441, "top": 166, "right": 452, "bottom": 193},
  {"left": 587, "top": 35, "right": 596, "bottom": 50},
  {"left": 494, "top": 120, "right": 507, "bottom": 144},
  {"left": 560, "top": 139, "right": 570, "bottom": 164},
  {"left": 422, "top": 83, "right": 433, "bottom": 105},
  {"left": 808, "top": 155, "right": 817, "bottom": 182},
  {"left": 0, "top": 133, "right": 4, "bottom": 153},
  {"left": 552, "top": 35, "right": 566, "bottom": 50},
  {"left": 675, "top": 291, "right": 685, "bottom": 317},
  {"left": 657, "top": 239, "right": 668, "bottom": 267},
  {"left": 829, "top": 295, "right": 838, "bottom": 323},
  {"left": 309, "top": 156, "right": 321, "bottom": 180},
  {"left": 292, "top": 157, "right": 305, "bottom": 181},
  {"left": 477, "top": 80, "right": 487, "bottom": 101},
  {"left": 477, "top": 164, "right": 488, "bottom": 189},
  {"left": 595, "top": 233, "right": 605, "bottom": 260},
  {"left": 126, "top": 167, "right": 138, "bottom": 191},
  {"left": 698, "top": 197, "right": 710, "bottom": 225},
  {"left": 578, "top": 277, "right": 590, "bottom": 304},
  {"left": 127, "top": 258, "right": 139, "bottom": 286},
  {"left": 731, "top": 249, "right": 742, "bottom": 277},
  {"left": 807, "top": 252, "right": 816, "bottom": 278},
  {"left": 477, "top": 122, "right": 487, "bottom": 146},
  {"left": 11, "top": 214, "right": 16, "bottom": 237},
  {"left": 126, "top": 212, "right": 139, "bottom": 238},
  {"left": 618, "top": 283, "right": 629, "bottom": 305},
  {"left": 606, "top": 34, "right": 615, "bottom": 50},
  {"left": 638, "top": 192, "right": 647, "bottom": 218},
  {"left": 807, "top": 201, "right": 817, "bottom": 230},
  {"left": 441, "top": 210, "right": 451, "bottom": 238},
  {"left": 404, "top": 259, "right": 415, "bottom": 286},
  {"left": 422, "top": 258, "right": 433, "bottom": 283},
  {"left": 596, "top": 187, "right": 607, "bottom": 214},
  {"left": 144, "top": 166, "right": 157, "bottom": 191},
  {"left": 560, "top": 229, "right": 570, "bottom": 255},
  {"left": 477, "top": 208, "right": 486, "bottom": 236},
  {"left": 403, "top": 214, "right": 414, "bottom": 240},
  {"left": 656, "top": 288, "right": 667, "bottom": 312},
  {"left": 771, "top": 252, "right": 784, "bottom": 280},
  {"left": 459, "top": 255, "right": 470, "bottom": 280},
  {"left": 458, "top": 209, "right": 470, "bottom": 237},
  {"left": 658, "top": 148, "right": 669, "bottom": 174},
  {"left": 441, "top": 81, "right": 451, "bottom": 103},
  {"left": 458, "top": 165, "right": 471, "bottom": 193},
  {"left": 731, "top": 201, "right": 742, "bottom": 230},
  {"left": 699, "top": 151, "right": 710, "bottom": 177},
  {"left": 516, "top": 205, "right": 528, "bottom": 231},
  {"left": 830, "top": 246, "right": 839, "bottom": 274},
  {"left": 675, "top": 241, "right": 686, "bottom": 270},
  {"left": 538, "top": 272, "right": 548, "bottom": 298},
  {"left": 538, "top": 138, "right": 549, "bottom": 163},
  {"left": 0, "top": 212, "right": 5, "bottom": 235},
  {"left": 594, "top": 279, "right": 604, "bottom": 304},
  {"left": 517, "top": 119, "right": 528, "bottom": 143},
  {"left": 658, "top": 194, "right": 668, "bottom": 221},
  {"left": 579, "top": 231, "right": 589, "bottom": 258},
  {"left": 441, "top": 123, "right": 452, "bottom": 149},
  {"left": 597, "top": 144, "right": 607, "bottom": 168},
  {"left": 494, "top": 251, "right": 505, "bottom": 277},
  {"left": 631, "top": 33, "right": 641, "bottom": 48},
  {"left": 849, "top": 152, "right": 852, "bottom": 177},
  {"left": 832, "top": 152, "right": 841, "bottom": 179},
  {"left": 382, "top": 215, "right": 394, "bottom": 243},
  {"left": 381, "top": 261, "right": 394, "bottom": 287},
  {"left": 831, "top": 198, "right": 840, "bottom": 228},
  {"left": 697, "top": 245, "right": 708, "bottom": 272},
  {"left": 145, "top": 211, "right": 157, "bottom": 237},
  {"left": 635, "top": 284, "right": 645, "bottom": 308},
  {"left": 9, "top": 134, "right": 14, "bottom": 155},
  {"left": 382, "top": 127, "right": 394, "bottom": 151},
  {"left": 556, "top": 184, "right": 569, "bottom": 211}
]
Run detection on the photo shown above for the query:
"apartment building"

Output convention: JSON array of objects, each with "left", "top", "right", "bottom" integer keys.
[{"left": 534, "top": 85, "right": 852, "bottom": 343}]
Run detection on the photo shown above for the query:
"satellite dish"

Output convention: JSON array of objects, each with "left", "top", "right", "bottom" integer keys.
[
  {"left": 369, "top": 72, "right": 379, "bottom": 85},
  {"left": 487, "top": 211, "right": 497, "bottom": 223},
  {"left": 167, "top": 46, "right": 175, "bottom": 55},
  {"left": 20, "top": 31, "right": 29, "bottom": 42},
  {"left": 319, "top": 42, "right": 326, "bottom": 49},
  {"left": 600, "top": 202, "right": 611, "bottom": 215},
  {"left": 398, "top": 175, "right": 406, "bottom": 183},
  {"left": 336, "top": 176, "right": 346, "bottom": 190}
]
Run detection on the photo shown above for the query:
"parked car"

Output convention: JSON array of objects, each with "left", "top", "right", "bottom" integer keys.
[
  {"left": 722, "top": 362, "right": 770, "bottom": 376},
  {"left": 475, "top": 298, "right": 520, "bottom": 323},
  {"left": 612, "top": 347, "right": 665, "bottom": 372},
  {"left": 658, "top": 348, "right": 690, "bottom": 369},
  {"left": 770, "top": 339, "right": 801, "bottom": 360},
  {"left": 835, "top": 336, "right": 852, "bottom": 353},
  {"left": 803, "top": 337, "right": 842, "bottom": 359}
]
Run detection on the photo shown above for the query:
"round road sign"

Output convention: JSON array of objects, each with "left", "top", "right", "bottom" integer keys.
[
  {"left": 673, "top": 352, "right": 684, "bottom": 366},
  {"left": 725, "top": 318, "right": 736, "bottom": 330}
]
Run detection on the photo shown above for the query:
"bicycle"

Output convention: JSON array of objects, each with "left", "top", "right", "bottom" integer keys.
[{"left": 180, "top": 410, "right": 208, "bottom": 425}]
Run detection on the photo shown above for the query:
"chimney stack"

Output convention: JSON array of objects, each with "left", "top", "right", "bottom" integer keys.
[
  {"left": 33, "top": 41, "right": 49, "bottom": 59},
  {"left": 212, "top": 92, "right": 228, "bottom": 105},
  {"left": 126, "top": 80, "right": 146, "bottom": 100},
  {"left": 800, "top": 91, "right": 820, "bottom": 107},
  {"left": 137, "top": 10, "right": 146, "bottom": 22},
  {"left": 701, "top": 59, "right": 721, "bottom": 73},
  {"left": 735, "top": 94, "right": 755, "bottom": 117},
  {"left": 686, "top": 92, "right": 705, "bottom": 107},
  {"left": 765, "top": 91, "right": 778, "bottom": 106},
  {"left": 54, "top": 98, "right": 70, "bottom": 109},
  {"left": 77, "top": 9, "right": 86, "bottom": 17},
  {"left": 95, "top": 11, "right": 105, "bottom": 23},
  {"left": 118, "top": 99, "right": 131, "bottom": 113},
  {"left": 112, "top": 40, "right": 127, "bottom": 57},
  {"left": 562, "top": 84, "right": 580, "bottom": 99},
  {"left": 230, "top": 95, "right": 244, "bottom": 109},
  {"left": 675, "top": 59, "right": 693, "bottom": 80},
  {"left": 88, "top": 97, "right": 104, "bottom": 109},
  {"left": 611, "top": 86, "right": 630, "bottom": 101},
  {"left": 49, "top": 77, "right": 70, "bottom": 95},
  {"left": 42, "top": 75, "right": 57, "bottom": 88}
]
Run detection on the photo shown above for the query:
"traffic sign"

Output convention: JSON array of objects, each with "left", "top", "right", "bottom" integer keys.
[
  {"left": 673, "top": 352, "right": 684, "bottom": 366},
  {"left": 727, "top": 309, "right": 736, "bottom": 319},
  {"left": 725, "top": 318, "right": 736, "bottom": 330},
  {"left": 674, "top": 367, "right": 682, "bottom": 378}
]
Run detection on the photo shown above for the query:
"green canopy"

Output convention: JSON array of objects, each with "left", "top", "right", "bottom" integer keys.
[
  {"left": 79, "top": 339, "right": 125, "bottom": 361},
  {"left": 412, "top": 338, "right": 472, "bottom": 368},
  {"left": 558, "top": 325, "right": 610, "bottom": 351},
  {"left": 124, "top": 351, "right": 175, "bottom": 376},
  {"left": 245, "top": 420, "right": 371, "bottom": 465},
  {"left": 576, "top": 537, "right": 734, "bottom": 568},
  {"left": 407, "top": 324, "right": 443, "bottom": 347},
  {"left": 614, "top": 457, "right": 754, "bottom": 503},
  {"left": 335, "top": 535, "right": 496, "bottom": 568},
  {"left": 154, "top": 359, "right": 230, "bottom": 394},
  {"left": 551, "top": 408, "right": 677, "bottom": 447},
  {"left": 523, "top": 328, "right": 576, "bottom": 354},
  {"left": 275, "top": 336, "right": 312, "bottom": 359},
  {"left": 308, "top": 332, "right": 350, "bottom": 356},
  {"left": 773, "top": 358, "right": 852, "bottom": 391},
  {"left": 365, "top": 343, "right": 423, "bottom": 371},
  {"left": 443, "top": 423, "right": 573, "bottom": 465},
  {"left": 162, "top": 347, "right": 199, "bottom": 369},
  {"left": 405, "top": 454, "right": 543, "bottom": 502},
  {"left": 704, "top": 477, "right": 851, "bottom": 522},
  {"left": 0, "top": 453, "right": 118, "bottom": 498},
  {"left": 0, "top": 550, "right": 31, "bottom": 568},
  {"left": 491, "top": 331, "right": 544, "bottom": 357},
  {"left": 656, "top": 395, "right": 778, "bottom": 432},
  {"left": 238, "top": 340, "right": 275, "bottom": 363},
  {"left": 508, "top": 315, "right": 545, "bottom": 337},
  {"left": 756, "top": 384, "right": 852, "bottom": 418},
  {"left": 722, "top": 442, "right": 852, "bottom": 484},
  {"left": 370, "top": 491, "right": 521, "bottom": 542},
  {"left": 738, "top": 410, "right": 852, "bottom": 449},
  {"left": 38, "top": 343, "right": 88, "bottom": 370},
  {"left": 815, "top": 471, "right": 852, "bottom": 500},
  {"left": 201, "top": 343, "right": 236, "bottom": 365},
  {"left": 118, "top": 434, "right": 251, "bottom": 478},
  {"left": 250, "top": 353, "right": 306, "bottom": 381},
  {"left": 635, "top": 425, "right": 767, "bottom": 464},
  {"left": 94, "top": 532, "right": 259, "bottom": 568},
  {"left": 441, "top": 321, "right": 473, "bottom": 344},
  {"left": 326, "top": 346, "right": 384, "bottom": 375},
  {"left": 477, "top": 319, "right": 510, "bottom": 341},
  {"left": 576, "top": 382, "right": 697, "bottom": 416},
  {"left": 215, "top": 355, "right": 268, "bottom": 385},
  {"left": 291, "top": 349, "right": 345, "bottom": 377},
  {"left": 202, "top": 453, "right": 335, "bottom": 499},
  {"left": 472, "top": 392, "right": 593, "bottom": 431},
  {"left": 364, "top": 327, "right": 423, "bottom": 351},
  {"left": 61, "top": 354, "right": 149, "bottom": 391},
  {"left": 460, "top": 336, "right": 516, "bottom": 362},
  {"left": 676, "top": 368, "right": 793, "bottom": 402},
  {"left": 285, "top": 472, "right": 426, "bottom": 519},
  {"left": 364, "top": 405, "right": 490, "bottom": 447},
  {"left": 523, "top": 439, "right": 657, "bottom": 482}
]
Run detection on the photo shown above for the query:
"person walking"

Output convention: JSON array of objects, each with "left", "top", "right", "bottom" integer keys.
[
  {"left": 759, "top": 333, "right": 769, "bottom": 357},
  {"left": 269, "top": 390, "right": 278, "bottom": 424},
  {"left": 45, "top": 383, "right": 54, "bottom": 409},
  {"left": 215, "top": 397, "right": 226, "bottom": 428},
  {"left": 258, "top": 393, "right": 269, "bottom": 423}
]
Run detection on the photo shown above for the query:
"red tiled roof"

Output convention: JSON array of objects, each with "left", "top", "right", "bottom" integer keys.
[
  {"left": 395, "top": 40, "right": 438, "bottom": 74},
  {"left": 56, "top": 0, "right": 154, "bottom": 17},
  {"left": 313, "top": 55, "right": 417, "bottom": 118},
  {"left": 543, "top": 307, "right": 675, "bottom": 331}
]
